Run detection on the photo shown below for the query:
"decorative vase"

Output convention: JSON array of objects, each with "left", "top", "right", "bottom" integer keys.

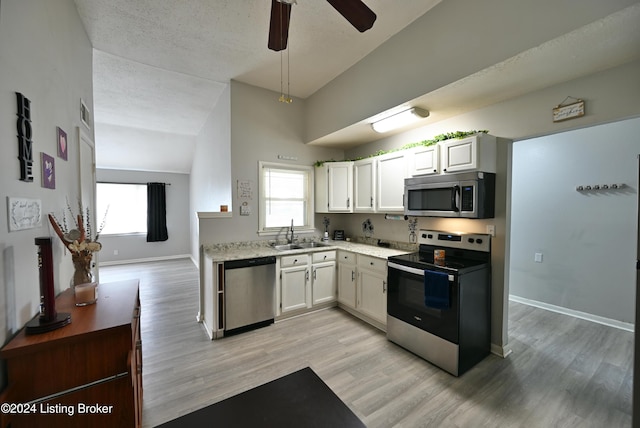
[{"left": 71, "top": 252, "right": 97, "bottom": 306}]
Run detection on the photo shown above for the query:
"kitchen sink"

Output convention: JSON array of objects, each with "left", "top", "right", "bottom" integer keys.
[
  {"left": 273, "top": 244, "right": 303, "bottom": 251},
  {"left": 297, "top": 242, "right": 330, "bottom": 248},
  {"left": 272, "top": 242, "right": 330, "bottom": 251}
]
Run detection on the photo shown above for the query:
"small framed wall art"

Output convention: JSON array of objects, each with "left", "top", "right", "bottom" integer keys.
[
  {"left": 41, "top": 152, "right": 55, "bottom": 189},
  {"left": 552, "top": 97, "right": 585, "bottom": 122},
  {"left": 80, "top": 99, "right": 91, "bottom": 130},
  {"left": 57, "top": 126, "right": 68, "bottom": 160}
]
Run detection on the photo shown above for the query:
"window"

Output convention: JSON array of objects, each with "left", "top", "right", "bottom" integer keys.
[
  {"left": 96, "top": 183, "right": 147, "bottom": 235},
  {"left": 259, "top": 162, "right": 314, "bottom": 235}
]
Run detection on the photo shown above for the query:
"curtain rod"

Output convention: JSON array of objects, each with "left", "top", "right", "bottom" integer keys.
[{"left": 97, "top": 181, "right": 171, "bottom": 186}]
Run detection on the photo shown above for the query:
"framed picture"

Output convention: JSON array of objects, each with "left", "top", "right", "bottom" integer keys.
[
  {"left": 7, "top": 197, "right": 42, "bottom": 232},
  {"left": 41, "top": 152, "right": 55, "bottom": 189},
  {"left": 80, "top": 99, "right": 91, "bottom": 130},
  {"left": 57, "top": 126, "right": 68, "bottom": 160}
]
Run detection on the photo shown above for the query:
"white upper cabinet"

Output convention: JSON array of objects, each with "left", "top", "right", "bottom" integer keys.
[
  {"left": 315, "top": 161, "right": 353, "bottom": 213},
  {"left": 409, "top": 144, "right": 440, "bottom": 176},
  {"left": 440, "top": 134, "right": 497, "bottom": 173},
  {"left": 353, "top": 158, "right": 376, "bottom": 213},
  {"left": 377, "top": 151, "right": 408, "bottom": 213}
]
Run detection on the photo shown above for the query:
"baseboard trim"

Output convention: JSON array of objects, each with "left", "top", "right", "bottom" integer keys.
[
  {"left": 491, "top": 343, "right": 512, "bottom": 358},
  {"left": 509, "top": 294, "right": 634, "bottom": 332},
  {"left": 100, "top": 254, "right": 194, "bottom": 266}
]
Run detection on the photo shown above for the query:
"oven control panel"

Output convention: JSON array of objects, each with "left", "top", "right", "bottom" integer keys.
[{"left": 418, "top": 230, "right": 490, "bottom": 253}]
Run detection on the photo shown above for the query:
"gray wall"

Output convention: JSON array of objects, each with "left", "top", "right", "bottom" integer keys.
[
  {"left": 197, "top": 81, "right": 344, "bottom": 249},
  {"left": 189, "top": 84, "right": 232, "bottom": 262},
  {"left": 0, "top": 0, "right": 93, "bottom": 349},
  {"left": 96, "top": 169, "right": 191, "bottom": 264},
  {"left": 510, "top": 117, "right": 640, "bottom": 324},
  {"left": 305, "top": 0, "right": 637, "bottom": 143},
  {"left": 333, "top": 61, "right": 640, "bottom": 350}
]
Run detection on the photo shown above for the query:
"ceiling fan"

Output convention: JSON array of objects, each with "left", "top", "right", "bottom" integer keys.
[{"left": 268, "top": 0, "right": 377, "bottom": 51}]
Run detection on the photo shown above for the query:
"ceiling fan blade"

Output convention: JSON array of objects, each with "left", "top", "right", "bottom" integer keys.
[
  {"left": 268, "top": 0, "right": 292, "bottom": 51},
  {"left": 326, "top": 0, "right": 376, "bottom": 32}
]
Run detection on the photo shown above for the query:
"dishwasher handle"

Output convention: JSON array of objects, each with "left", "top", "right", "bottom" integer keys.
[{"left": 224, "top": 256, "right": 276, "bottom": 270}]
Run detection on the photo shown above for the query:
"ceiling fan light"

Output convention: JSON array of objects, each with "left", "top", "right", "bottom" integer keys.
[{"left": 371, "top": 107, "right": 429, "bottom": 133}]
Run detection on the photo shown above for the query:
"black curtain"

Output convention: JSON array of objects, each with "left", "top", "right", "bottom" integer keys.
[{"left": 147, "top": 182, "right": 168, "bottom": 242}]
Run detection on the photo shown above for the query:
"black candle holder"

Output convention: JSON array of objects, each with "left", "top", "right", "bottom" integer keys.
[{"left": 25, "top": 237, "right": 71, "bottom": 334}]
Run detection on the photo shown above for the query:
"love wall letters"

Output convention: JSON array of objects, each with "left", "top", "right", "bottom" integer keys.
[{"left": 16, "top": 92, "right": 34, "bottom": 182}]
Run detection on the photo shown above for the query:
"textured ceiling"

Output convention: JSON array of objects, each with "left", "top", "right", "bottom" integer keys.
[{"left": 73, "top": 0, "right": 442, "bottom": 173}]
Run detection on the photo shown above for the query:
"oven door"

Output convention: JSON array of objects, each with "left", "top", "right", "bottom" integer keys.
[
  {"left": 387, "top": 262, "right": 459, "bottom": 343},
  {"left": 404, "top": 181, "right": 461, "bottom": 217}
]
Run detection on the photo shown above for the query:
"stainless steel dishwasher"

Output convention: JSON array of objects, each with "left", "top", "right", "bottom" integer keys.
[{"left": 223, "top": 256, "right": 276, "bottom": 335}]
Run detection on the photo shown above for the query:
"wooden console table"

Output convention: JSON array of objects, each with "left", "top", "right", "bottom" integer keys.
[{"left": 0, "top": 280, "right": 142, "bottom": 428}]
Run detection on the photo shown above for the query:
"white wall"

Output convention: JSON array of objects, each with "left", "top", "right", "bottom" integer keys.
[
  {"left": 510, "top": 118, "right": 639, "bottom": 324},
  {"left": 96, "top": 169, "right": 191, "bottom": 264},
  {"left": 0, "top": 0, "right": 93, "bottom": 354},
  {"left": 197, "top": 81, "right": 344, "bottom": 247}
]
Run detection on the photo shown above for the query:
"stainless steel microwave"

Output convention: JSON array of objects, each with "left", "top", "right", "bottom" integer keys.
[{"left": 404, "top": 171, "right": 496, "bottom": 218}]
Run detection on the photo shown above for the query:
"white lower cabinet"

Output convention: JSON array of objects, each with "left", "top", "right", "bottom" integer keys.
[
  {"left": 337, "top": 251, "right": 357, "bottom": 309},
  {"left": 279, "top": 251, "right": 336, "bottom": 315},
  {"left": 357, "top": 255, "right": 387, "bottom": 324},
  {"left": 312, "top": 262, "right": 336, "bottom": 305},
  {"left": 311, "top": 251, "right": 336, "bottom": 305},
  {"left": 337, "top": 251, "right": 388, "bottom": 328},
  {"left": 280, "top": 254, "right": 310, "bottom": 313}
]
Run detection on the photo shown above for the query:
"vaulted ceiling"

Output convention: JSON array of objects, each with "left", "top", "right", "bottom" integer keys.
[{"left": 73, "top": 0, "right": 640, "bottom": 173}]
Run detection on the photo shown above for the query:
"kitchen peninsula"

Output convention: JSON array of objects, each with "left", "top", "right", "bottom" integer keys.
[{"left": 199, "top": 239, "right": 412, "bottom": 339}]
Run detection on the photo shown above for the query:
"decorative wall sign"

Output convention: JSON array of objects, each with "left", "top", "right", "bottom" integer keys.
[
  {"left": 237, "top": 180, "right": 253, "bottom": 199},
  {"left": 553, "top": 97, "right": 585, "bottom": 122},
  {"left": 80, "top": 99, "right": 91, "bottom": 130},
  {"left": 7, "top": 197, "right": 42, "bottom": 231},
  {"left": 57, "top": 126, "right": 68, "bottom": 160},
  {"left": 16, "top": 92, "right": 34, "bottom": 182},
  {"left": 41, "top": 152, "right": 55, "bottom": 189}
]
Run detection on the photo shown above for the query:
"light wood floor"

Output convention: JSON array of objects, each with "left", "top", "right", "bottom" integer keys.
[{"left": 100, "top": 258, "right": 633, "bottom": 428}]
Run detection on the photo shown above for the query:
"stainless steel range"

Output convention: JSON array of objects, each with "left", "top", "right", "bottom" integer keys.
[{"left": 386, "top": 230, "right": 491, "bottom": 376}]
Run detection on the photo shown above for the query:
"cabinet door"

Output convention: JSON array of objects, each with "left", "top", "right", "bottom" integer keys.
[
  {"left": 377, "top": 152, "right": 407, "bottom": 212},
  {"left": 354, "top": 159, "right": 376, "bottom": 212},
  {"left": 281, "top": 266, "right": 309, "bottom": 312},
  {"left": 312, "top": 262, "right": 336, "bottom": 305},
  {"left": 441, "top": 136, "right": 477, "bottom": 173},
  {"left": 328, "top": 162, "right": 353, "bottom": 212},
  {"left": 410, "top": 145, "right": 439, "bottom": 176},
  {"left": 358, "top": 269, "right": 387, "bottom": 324},
  {"left": 338, "top": 262, "right": 357, "bottom": 308}
]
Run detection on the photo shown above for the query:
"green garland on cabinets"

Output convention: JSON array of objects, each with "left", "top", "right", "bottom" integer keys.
[{"left": 314, "top": 130, "right": 489, "bottom": 167}]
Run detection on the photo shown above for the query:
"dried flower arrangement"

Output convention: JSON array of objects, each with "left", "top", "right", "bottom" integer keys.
[{"left": 48, "top": 201, "right": 107, "bottom": 286}]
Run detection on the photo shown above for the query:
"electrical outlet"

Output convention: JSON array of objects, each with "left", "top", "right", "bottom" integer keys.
[
  {"left": 113, "top": 249, "right": 119, "bottom": 255},
  {"left": 534, "top": 252, "right": 543, "bottom": 263},
  {"left": 486, "top": 225, "right": 496, "bottom": 237}
]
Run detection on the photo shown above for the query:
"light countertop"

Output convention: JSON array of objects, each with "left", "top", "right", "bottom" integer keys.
[{"left": 203, "top": 239, "right": 413, "bottom": 262}]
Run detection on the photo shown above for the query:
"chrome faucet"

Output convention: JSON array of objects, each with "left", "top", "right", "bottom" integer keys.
[{"left": 287, "top": 219, "right": 294, "bottom": 243}]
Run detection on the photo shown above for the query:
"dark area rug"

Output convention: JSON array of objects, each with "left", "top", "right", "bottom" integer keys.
[{"left": 156, "top": 367, "right": 366, "bottom": 427}]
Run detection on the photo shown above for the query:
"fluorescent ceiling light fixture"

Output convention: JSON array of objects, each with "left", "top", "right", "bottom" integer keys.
[{"left": 371, "top": 107, "right": 429, "bottom": 133}]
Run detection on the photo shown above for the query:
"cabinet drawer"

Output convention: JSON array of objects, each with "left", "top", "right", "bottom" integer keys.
[
  {"left": 357, "top": 254, "right": 386, "bottom": 273},
  {"left": 281, "top": 254, "right": 309, "bottom": 267},
  {"left": 312, "top": 251, "right": 336, "bottom": 263},
  {"left": 337, "top": 251, "right": 356, "bottom": 264}
]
